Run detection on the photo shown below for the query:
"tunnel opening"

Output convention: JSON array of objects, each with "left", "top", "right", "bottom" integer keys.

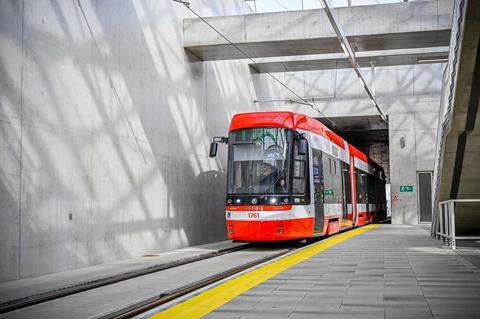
[
  {"left": 316, "top": 115, "right": 389, "bottom": 182},
  {"left": 317, "top": 115, "right": 391, "bottom": 219}
]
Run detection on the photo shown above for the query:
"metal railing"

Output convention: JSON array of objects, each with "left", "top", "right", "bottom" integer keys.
[{"left": 435, "top": 199, "right": 480, "bottom": 249}]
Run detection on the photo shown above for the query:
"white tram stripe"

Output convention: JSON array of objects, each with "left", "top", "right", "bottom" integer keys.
[
  {"left": 356, "top": 203, "right": 367, "bottom": 212},
  {"left": 226, "top": 203, "right": 346, "bottom": 221},
  {"left": 226, "top": 206, "right": 313, "bottom": 221},
  {"left": 324, "top": 203, "right": 343, "bottom": 217}
]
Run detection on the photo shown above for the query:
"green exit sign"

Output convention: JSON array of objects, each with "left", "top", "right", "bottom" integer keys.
[
  {"left": 324, "top": 189, "right": 334, "bottom": 196},
  {"left": 400, "top": 185, "right": 414, "bottom": 192}
]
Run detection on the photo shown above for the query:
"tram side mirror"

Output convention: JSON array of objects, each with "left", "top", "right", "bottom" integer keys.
[
  {"left": 298, "top": 137, "right": 307, "bottom": 156},
  {"left": 209, "top": 136, "right": 229, "bottom": 158},
  {"left": 209, "top": 142, "right": 218, "bottom": 157}
]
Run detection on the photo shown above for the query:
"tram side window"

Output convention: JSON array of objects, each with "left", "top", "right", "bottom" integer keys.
[
  {"left": 322, "top": 153, "right": 343, "bottom": 204},
  {"left": 368, "top": 174, "right": 375, "bottom": 204},
  {"left": 332, "top": 158, "right": 343, "bottom": 205},
  {"left": 382, "top": 179, "right": 386, "bottom": 206},
  {"left": 356, "top": 170, "right": 368, "bottom": 204},
  {"left": 293, "top": 140, "right": 307, "bottom": 194},
  {"left": 312, "top": 150, "right": 322, "bottom": 186},
  {"left": 343, "top": 162, "right": 351, "bottom": 205},
  {"left": 377, "top": 176, "right": 386, "bottom": 208}
]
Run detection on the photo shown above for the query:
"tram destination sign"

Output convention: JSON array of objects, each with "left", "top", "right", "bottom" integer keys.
[{"left": 400, "top": 185, "right": 414, "bottom": 192}]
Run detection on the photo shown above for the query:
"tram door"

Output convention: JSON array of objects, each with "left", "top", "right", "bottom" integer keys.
[
  {"left": 341, "top": 162, "right": 348, "bottom": 222},
  {"left": 312, "top": 149, "right": 324, "bottom": 231}
]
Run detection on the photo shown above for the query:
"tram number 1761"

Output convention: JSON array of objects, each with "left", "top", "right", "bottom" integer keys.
[{"left": 248, "top": 213, "right": 260, "bottom": 219}]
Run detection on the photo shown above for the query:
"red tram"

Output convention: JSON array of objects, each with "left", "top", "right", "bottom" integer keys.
[{"left": 209, "top": 112, "right": 386, "bottom": 241}]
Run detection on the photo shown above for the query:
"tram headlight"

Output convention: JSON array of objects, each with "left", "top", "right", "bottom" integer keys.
[
  {"left": 235, "top": 199, "right": 241, "bottom": 204},
  {"left": 227, "top": 198, "right": 232, "bottom": 204},
  {"left": 251, "top": 198, "right": 258, "bottom": 204},
  {"left": 270, "top": 198, "right": 277, "bottom": 204}
]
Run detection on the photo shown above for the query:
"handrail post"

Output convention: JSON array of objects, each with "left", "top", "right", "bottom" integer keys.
[
  {"left": 448, "top": 201, "right": 453, "bottom": 246},
  {"left": 446, "top": 202, "right": 451, "bottom": 245},
  {"left": 435, "top": 203, "right": 440, "bottom": 239},
  {"left": 439, "top": 202, "right": 444, "bottom": 243},
  {"left": 450, "top": 201, "right": 456, "bottom": 249},
  {"left": 445, "top": 201, "right": 450, "bottom": 246},
  {"left": 448, "top": 201, "right": 452, "bottom": 246}
]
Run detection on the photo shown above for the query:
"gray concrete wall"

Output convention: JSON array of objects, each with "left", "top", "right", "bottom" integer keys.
[
  {"left": 0, "top": 0, "right": 445, "bottom": 282},
  {"left": 0, "top": 0, "right": 264, "bottom": 282},
  {"left": 247, "top": 64, "right": 445, "bottom": 225}
]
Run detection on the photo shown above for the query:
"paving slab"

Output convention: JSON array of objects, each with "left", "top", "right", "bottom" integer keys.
[{"left": 205, "top": 225, "right": 480, "bottom": 319}]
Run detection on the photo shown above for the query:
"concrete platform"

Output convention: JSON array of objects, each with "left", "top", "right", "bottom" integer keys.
[
  {"left": 0, "top": 240, "right": 247, "bottom": 309},
  {"left": 155, "top": 225, "right": 480, "bottom": 319}
]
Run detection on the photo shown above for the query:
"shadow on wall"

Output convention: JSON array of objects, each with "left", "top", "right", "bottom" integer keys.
[
  {"left": 0, "top": 0, "right": 257, "bottom": 281},
  {"left": 0, "top": 0, "right": 22, "bottom": 282},
  {"left": 0, "top": 175, "right": 20, "bottom": 282},
  {"left": 0, "top": 0, "right": 444, "bottom": 280}
]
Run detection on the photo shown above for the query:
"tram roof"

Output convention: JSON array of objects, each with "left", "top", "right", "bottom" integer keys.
[
  {"left": 229, "top": 111, "right": 342, "bottom": 143},
  {"left": 229, "top": 111, "right": 383, "bottom": 173}
]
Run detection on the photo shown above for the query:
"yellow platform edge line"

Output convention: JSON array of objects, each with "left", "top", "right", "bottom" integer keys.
[{"left": 149, "top": 224, "right": 380, "bottom": 319}]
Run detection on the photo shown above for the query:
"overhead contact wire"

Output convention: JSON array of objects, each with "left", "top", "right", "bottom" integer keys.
[{"left": 172, "top": 0, "right": 338, "bottom": 129}]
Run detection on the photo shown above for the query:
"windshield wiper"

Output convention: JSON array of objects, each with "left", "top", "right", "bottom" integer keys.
[{"left": 261, "top": 168, "right": 287, "bottom": 196}]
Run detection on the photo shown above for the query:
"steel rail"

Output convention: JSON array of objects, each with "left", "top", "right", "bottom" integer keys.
[{"left": 95, "top": 246, "right": 302, "bottom": 319}]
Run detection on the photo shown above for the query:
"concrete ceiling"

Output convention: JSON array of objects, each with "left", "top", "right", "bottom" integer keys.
[{"left": 183, "top": 0, "right": 452, "bottom": 61}]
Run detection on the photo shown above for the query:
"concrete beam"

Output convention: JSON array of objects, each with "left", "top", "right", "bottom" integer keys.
[
  {"left": 184, "top": 0, "right": 453, "bottom": 61},
  {"left": 249, "top": 47, "right": 449, "bottom": 73}
]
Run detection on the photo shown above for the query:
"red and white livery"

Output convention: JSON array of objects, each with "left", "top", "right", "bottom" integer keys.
[{"left": 210, "top": 111, "right": 386, "bottom": 241}]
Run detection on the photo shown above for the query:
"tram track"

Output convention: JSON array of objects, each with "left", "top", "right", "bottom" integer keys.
[
  {"left": 0, "top": 243, "right": 251, "bottom": 314},
  {"left": 114, "top": 228, "right": 369, "bottom": 319},
  {"left": 1, "top": 226, "right": 378, "bottom": 319},
  {"left": 94, "top": 245, "right": 302, "bottom": 319}
]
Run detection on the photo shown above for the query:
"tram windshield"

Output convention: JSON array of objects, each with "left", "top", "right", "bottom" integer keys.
[{"left": 227, "top": 128, "right": 290, "bottom": 195}]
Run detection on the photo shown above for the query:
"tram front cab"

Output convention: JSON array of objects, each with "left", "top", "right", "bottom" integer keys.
[{"left": 214, "top": 126, "right": 314, "bottom": 241}]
